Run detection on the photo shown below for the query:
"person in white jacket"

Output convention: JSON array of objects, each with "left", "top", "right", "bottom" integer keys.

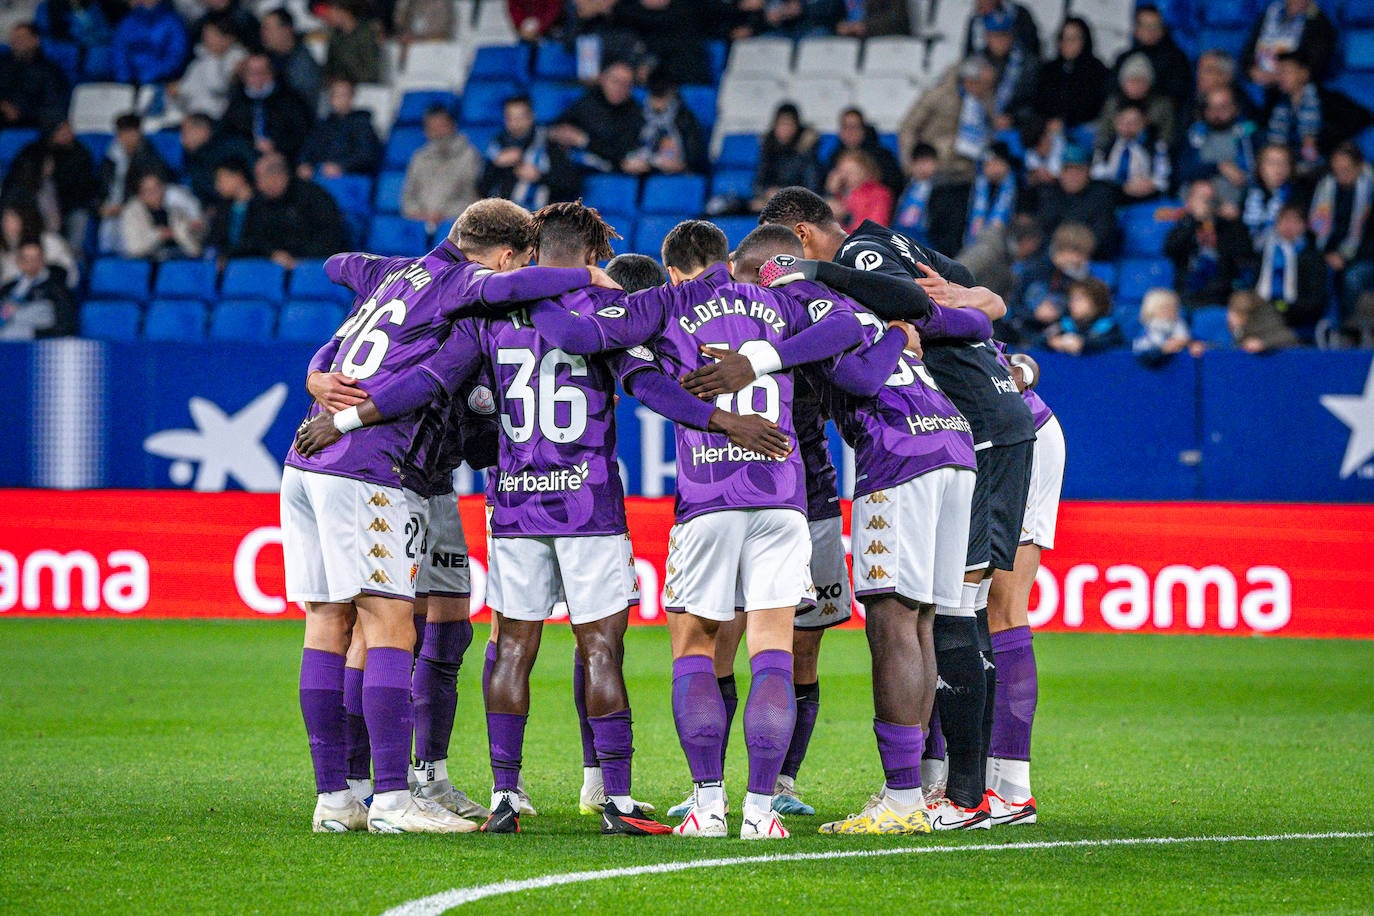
[
  {"left": 120, "top": 172, "right": 207, "bottom": 260},
  {"left": 166, "top": 15, "right": 248, "bottom": 120}
]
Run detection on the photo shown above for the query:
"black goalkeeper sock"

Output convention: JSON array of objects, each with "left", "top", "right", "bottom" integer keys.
[
  {"left": 934, "top": 614, "right": 987, "bottom": 808},
  {"left": 975, "top": 607, "right": 997, "bottom": 792}
]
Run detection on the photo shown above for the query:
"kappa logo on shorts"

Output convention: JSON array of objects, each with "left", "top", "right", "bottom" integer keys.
[
  {"left": 866, "top": 492, "right": 890, "bottom": 504},
  {"left": 667, "top": 562, "right": 677, "bottom": 575},
  {"left": 369, "top": 544, "right": 394, "bottom": 558},
  {"left": 368, "top": 492, "right": 393, "bottom": 507},
  {"left": 664, "top": 585, "right": 676, "bottom": 600},
  {"left": 368, "top": 518, "right": 393, "bottom": 532},
  {"left": 864, "top": 541, "right": 890, "bottom": 555},
  {"left": 820, "top": 602, "right": 839, "bottom": 616},
  {"left": 370, "top": 570, "right": 393, "bottom": 585},
  {"left": 864, "top": 516, "right": 890, "bottom": 530},
  {"left": 865, "top": 565, "right": 891, "bottom": 580}
]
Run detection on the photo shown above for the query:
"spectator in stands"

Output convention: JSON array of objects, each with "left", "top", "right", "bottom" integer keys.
[
  {"left": 112, "top": 0, "right": 190, "bottom": 86},
  {"left": 0, "top": 121, "right": 101, "bottom": 248},
  {"left": 1177, "top": 86, "right": 1255, "bottom": 211},
  {"left": 120, "top": 171, "right": 206, "bottom": 260},
  {"left": 166, "top": 14, "right": 249, "bottom": 120},
  {"left": 980, "top": 9, "right": 1040, "bottom": 135},
  {"left": 321, "top": 0, "right": 381, "bottom": 85},
  {"left": 0, "top": 201, "right": 79, "bottom": 288},
  {"left": 928, "top": 140, "right": 1018, "bottom": 258},
  {"left": 260, "top": 8, "right": 322, "bottom": 115},
  {"left": 1036, "top": 144, "right": 1120, "bottom": 258},
  {"left": 393, "top": 0, "right": 454, "bottom": 42},
  {"left": 1166, "top": 179, "right": 1254, "bottom": 311},
  {"left": 899, "top": 55, "right": 996, "bottom": 185},
  {"left": 97, "top": 113, "right": 172, "bottom": 249},
  {"left": 222, "top": 54, "right": 314, "bottom": 162},
  {"left": 825, "top": 148, "right": 893, "bottom": 233},
  {"left": 549, "top": 60, "right": 645, "bottom": 178},
  {"left": 34, "top": 0, "right": 112, "bottom": 79},
  {"left": 1012, "top": 221, "right": 1094, "bottom": 341},
  {"left": 1182, "top": 50, "right": 1246, "bottom": 128},
  {"left": 298, "top": 80, "right": 382, "bottom": 180},
  {"left": 1098, "top": 53, "right": 1177, "bottom": 150},
  {"left": 402, "top": 105, "right": 482, "bottom": 233},
  {"left": 0, "top": 242, "right": 76, "bottom": 339},
  {"left": 751, "top": 102, "right": 822, "bottom": 211},
  {"left": 964, "top": 0, "right": 1039, "bottom": 57},
  {"left": 481, "top": 96, "right": 558, "bottom": 210},
  {"left": 732, "top": 0, "right": 845, "bottom": 42},
  {"left": 613, "top": 0, "right": 714, "bottom": 86},
  {"left": 180, "top": 112, "right": 254, "bottom": 204},
  {"left": 206, "top": 158, "right": 253, "bottom": 256},
  {"left": 1021, "top": 114, "right": 1064, "bottom": 193},
  {"left": 1239, "top": 143, "right": 1301, "bottom": 251},
  {"left": 1263, "top": 51, "right": 1374, "bottom": 174},
  {"left": 1110, "top": 5, "right": 1190, "bottom": 110},
  {"left": 1092, "top": 102, "right": 1171, "bottom": 204},
  {"left": 507, "top": 0, "right": 562, "bottom": 42},
  {"left": 232, "top": 152, "right": 347, "bottom": 266},
  {"left": 892, "top": 142, "right": 939, "bottom": 246},
  {"left": 1043, "top": 276, "right": 1122, "bottom": 354},
  {"left": 1242, "top": 202, "right": 1328, "bottom": 331},
  {"left": 1310, "top": 142, "right": 1374, "bottom": 333},
  {"left": 857, "top": 0, "right": 911, "bottom": 38},
  {"left": 0, "top": 23, "right": 70, "bottom": 129},
  {"left": 1033, "top": 16, "right": 1110, "bottom": 132},
  {"left": 193, "top": 0, "right": 260, "bottom": 53},
  {"left": 623, "top": 74, "right": 708, "bottom": 176},
  {"left": 1226, "top": 287, "right": 1299, "bottom": 351},
  {"left": 564, "top": 0, "right": 644, "bottom": 80},
  {"left": 1242, "top": 0, "right": 1337, "bottom": 88},
  {"left": 1132, "top": 287, "right": 1193, "bottom": 361},
  {"left": 825, "top": 108, "right": 903, "bottom": 199}
]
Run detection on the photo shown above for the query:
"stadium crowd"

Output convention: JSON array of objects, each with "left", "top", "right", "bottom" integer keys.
[{"left": 0, "top": 0, "right": 1372, "bottom": 349}]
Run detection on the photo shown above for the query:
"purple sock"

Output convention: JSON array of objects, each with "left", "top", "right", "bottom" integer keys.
[
  {"left": 573, "top": 651, "right": 598, "bottom": 768},
  {"left": 989, "top": 627, "right": 1037, "bottom": 760},
  {"left": 588, "top": 709, "right": 633, "bottom": 797},
  {"left": 718, "top": 675, "right": 738, "bottom": 769},
  {"left": 343, "top": 666, "right": 370, "bottom": 780},
  {"left": 781, "top": 681, "right": 819, "bottom": 780},
  {"left": 412, "top": 620, "right": 473, "bottom": 762},
  {"left": 874, "top": 718, "right": 924, "bottom": 790},
  {"left": 671, "top": 655, "right": 726, "bottom": 782},
  {"left": 481, "top": 640, "right": 496, "bottom": 711},
  {"left": 412, "top": 612, "right": 427, "bottom": 658},
  {"left": 487, "top": 711, "right": 527, "bottom": 791},
  {"left": 923, "top": 705, "right": 946, "bottom": 760},
  {"left": 362, "top": 647, "right": 414, "bottom": 794},
  {"left": 300, "top": 649, "right": 347, "bottom": 794},
  {"left": 744, "top": 649, "right": 796, "bottom": 796}
]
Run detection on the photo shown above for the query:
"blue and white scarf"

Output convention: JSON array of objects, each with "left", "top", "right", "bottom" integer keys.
[
  {"left": 485, "top": 127, "right": 551, "bottom": 211},
  {"left": 1254, "top": 1, "right": 1309, "bottom": 73},
  {"left": 1241, "top": 181, "right": 1290, "bottom": 250},
  {"left": 966, "top": 173, "right": 1015, "bottom": 246},
  {"left": 1266, "top": 82, "right": 1321, "bottom": 150},
  {"left": 955, "top": 91, "right": 991, "bottom": 160},
  {"left": 1187, "top": 120, "right": 1255, "bottom": 174},
  {"left": 1258, "top": 234, "right": 1304, "bottom": 303},
  {"left": 894, "top": 178, "right": 932, "bottom": 242},
  {"left": 1310, "top": 164, "right": 1374, "bottom": 259},
  {"left": 994, "top": 46, "right": 1025, "bottom": 117},
  {"left": 1092, "top": 137, "right": 1171, "bottom": 192}
]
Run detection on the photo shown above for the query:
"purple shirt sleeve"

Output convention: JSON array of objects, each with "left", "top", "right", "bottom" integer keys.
[
  {"left": 325, "top": 252, "right": 400, "bottom": 296},
  {"left": 622, "top": 365, "right": 716, "bottom": 431},
  {"left": 528, "top": 288, "right": 663, "bottom": 353},
  {"left": 917, "top": 304, "right": 993, "bottom": 341},
  {"left": 529, "top": 297, "right": 606, "bottom": 354},
  {"left": 828, "top": 327, "right": 907, "bottom": 397},
  {"left": 307, "top": 336, "right": 342, "bottom": 374},
  {"left": 465, "top": 266, "right": 592, "bottom": 312},
  {"left": 369, "top": 322, "right": 485, "bottom": 420}
]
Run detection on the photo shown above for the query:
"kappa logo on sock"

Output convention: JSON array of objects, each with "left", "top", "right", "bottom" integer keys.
[
  {"left": 864, "top": 516, "right": 890, "bottom": 530},
  {"left": 864, "top": 540, "right": 890, "bottom": 555},
  {"left": 936, "top": 676, "right": 952, "bottom": 691},
  {"left": 368, "top": 544, "right": 393, "bottom": 558},
  {"left": 981, "top": 652, "right": 996, "bottom": 671},
  {"left": 368, "top": 492, "right": 393, "bottom": 507},
  {"left": 368, "top": 518, "right": 393, "bottom": 532}
]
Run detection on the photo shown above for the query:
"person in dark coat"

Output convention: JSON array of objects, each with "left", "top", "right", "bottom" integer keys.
[
  {"left": 221, "top": 53, "right": 315, "bottom": 163},
  {"left": 231, "top": 153, "right": 348, "bottom": 266},
  {"left": 622, "top": 74, "right": 708, "bottom": 176},
  {"left": 1033, "top": 16, "right": 1109, "bottom": 130},
  {"left": 964, "top": 0, "right": 1040, "bottom": 56},
  {"left": 0, "top": 23, "right": 70, "bottom": 129},
  {"left": 112, "top": 0, "right": 189, "bottom": 85},
  {"left": 1165, "top": 179, "right": 1256, "bottom": 310},
  {"left": 1261, "top": 51, "right": 1373, "bottom": 173},
  {"left": 260, "top": 8, "right": 321, "bottom": 115},
  {"left": 0, "top": 120, "right": 101, "bottom": 245},
  {"left": 297, "top": 79, "right": 382, "bottom": 179},
  {"left": 548, "top": 60, "right": 645, "bottom": 176},
  {"left": 1110, "top": 4, "right": 1191, "bottom": 109},
  {"left": 1242, "top": 0, "right": 1337, "bottom": 88},
  {"left": 1035, "top": 143, "right": 1121, "bottom": 258},
  {"left": 0, "top": 242, "right": 76, "bottom": 338},
  {"left": 751, "top": 103, "right": 822, "bottom": 210},
  {"left": 612, "top": 0, "right": 713, "bottom": 86},
  {"left": 179, "top": 112, "right": 255, "bottom": 205}
]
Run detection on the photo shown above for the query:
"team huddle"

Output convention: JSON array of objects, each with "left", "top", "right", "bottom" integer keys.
[{"left": 281, "top": 185, "right": 1066, "bottom": 838}]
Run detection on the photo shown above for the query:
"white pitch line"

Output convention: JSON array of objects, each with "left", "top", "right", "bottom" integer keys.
[{"left": 382, "top": 830, "right": 1374, "bottom": 916}]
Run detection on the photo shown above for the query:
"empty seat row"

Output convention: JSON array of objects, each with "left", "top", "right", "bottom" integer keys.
[
  {"left": 81, "top": 299, "right": 346, "bottom": 343},
  {"left": 87, "top": 258, "right": 353, "bottom": 305},
  {"left": 727, "top": 36, "right": 932, "bottom": 81}
]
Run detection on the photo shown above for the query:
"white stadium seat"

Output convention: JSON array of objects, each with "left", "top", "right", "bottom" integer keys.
[
  {"left": 397, "top": 40, "right": 471, "bottom": 91},
  {"left": 471, "top": 0, "right": 517, "bottom": 46},
  {"left": 726, "top": 37, "right": 794, "bottom": 77},
  {"left": 784, "top": 75, "right": 856, "bottom": 132},
  {"left": 715, "top": 74, "right": 790, "bottom": 136},
  {"left": 69, "top": 83, "right": 136, "bottom": 133},
  {"left": 794, "top": 35, "right": 861, "bottom": 78},
  {"left": 355, "top": 83, "right": 399, "bottom": 139},
  {"left": 861, "top": 35, "right": 927, "bottom": 79},
  {"left": 852, "top": 75, "right": 920, "bottom": 133}
]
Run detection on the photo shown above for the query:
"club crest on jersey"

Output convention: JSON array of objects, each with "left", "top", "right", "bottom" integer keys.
[
  {"left": 626, "top": 345, "right": 655, "bottom": 362},
  {"left": 808, "top": 298, "right": 834, "bottom": 322},
  {"left": 855, "top": 251, "right": 884, "bottom": 271},
  {"left": 467, "top": 385, "right": 496, "bottom": 415}
]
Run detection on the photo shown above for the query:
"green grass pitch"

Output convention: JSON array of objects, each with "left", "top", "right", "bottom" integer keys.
[{"left": 2, "top": 620, "right": 1372, "bottom": 914}]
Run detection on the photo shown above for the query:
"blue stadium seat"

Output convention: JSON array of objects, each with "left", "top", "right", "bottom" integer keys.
[
  {"left": 373, "top": 170, "right": 407, "bottom": 215},
  {"left": 530, "top": 80, "right": 582, "bottom": 124},
  {"left": 1331, "top": 72, "right": 1374, "bottom": 113},
  {"left": 717, "top": 134, "right": 760, "bottom": 170},
  {"left": 149, "top": 130, "right": 183, "bottom": 175},
  {"left": 143, "top": 299, "right": 207, "bottom": 341},
  {"left": 460, "top": 81, "right": 522, "bottom": 126},
  {"left": 582, "top": 173, "right": 640, "bottom": 217},
  {"left": 81, "top": 300, "right": 141, "bottom": 340},
  {"left": 1344, "top": 29, "right": 1374, "bottom": 72},
  {"left": 278, "top": 301, "right": 346, "bottom": 342},
  {"left": 1190, "top": 305, "right": 1232, "bottom": 346},
  {"left": 714, "top": 215, "right": 758, "bottom": 248},
  {"left": 368, "top": 215, "right": 430, "bottom": 256},
  {"left": 89, "top": 257, "right": 151, "bottom": 301},
  {"left": 221, "top": 258, "right": 287, "bottom": 303},
  {"left": 706, "top": 40, "right": 728, "bottom": 84},
  {"left": 1356, "top": 127, "right": 1374, "bottom": 164},
  {"left": 1117, "top": 257, "right": 1176, "bottom": 303},
  {"left": 816, "top": 133, "right": 840, "bottom": 163},
  {"left": 289, "top": 259, "right": 352, "bottom": 303},
  {"left": 1345, "top": 2, "right": 1374, "bottom": 26},
  {"left": 153, "top": 259, "right": 216, "bottom": 301},
  {"left": 209, "top": 299, "right": 277, "bottom": 341},
  {"left": 681, "top": 85, "right": 718, "bottom": 133},
  {"left": 77, "top": 131, "right": 112, "bottom": 163},
  {"left": 384, "top": 125, "right": 428, "bottom": 170},
  {"left": 609, "top": 218, "right": 635, "bottom": 256},
  {"left": 710, "top": 168, "right": 755, "bottom": 200},
  {"left": 315, "top": 174, "right": 374, "bottom": 222},
  {"left": 633, "top": 215, "right": 681, "bottom": 256},
  {"left": 1089, "top": 261, "right": 1119, "bottom": 290},
  {"left": 1200, "top": 0, "right": 1254, "bottom": 27},
  {"left": 1196, "top": 27, "right": 1249, "bottom": 59},
  {"left": 395, "top": 90, "right": 459, "bottom": 126},
  {"left": 640, "top": 174, "right": 707, "bottom": 215},
  {"left": 1120, "top": 202, "right": 1180, "bottom": 257},
  {"left": 462, "top": 125, "right": 500, "bottom": 155},
  {"left": 0, "top": 128, "right": 38, "bottom": 170},
  {"left": 534, "top": 41, "right": 578, "bottom": 81},
  {"left": 879, "top": 133, "right": 901, "bottom": 157},
  {"left": 41, "top": 39, "right": 81, "bottom": 83},
  {"left": 468, "top": 45, "right": 531, "bottom": 84}
]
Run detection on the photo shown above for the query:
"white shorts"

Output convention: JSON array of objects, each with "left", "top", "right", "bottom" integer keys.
[
  {"left": 487, "top": 532, "right": 638, "bottom": 625},
  {"left": 405, "top": 491, "right": 471, "bottom": 598},
  {"left": 282, "top": 466, "right": 415, "bottom": 603},
  {"left": 1022, "top": 416, "right": 1066, "bottom": 550},
  {"left": 794, "top": 515, "right": 852, "bottom": 629},
  {"left": 664, "top": 508, "right": 814, "bottom": 622},
  {"left": 851, "top": 467, "right": 975, "bottom": 609}
]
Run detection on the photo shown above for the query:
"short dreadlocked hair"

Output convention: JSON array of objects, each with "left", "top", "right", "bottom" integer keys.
[
  {"left": 449, "top": 198, "right": 535, "bottom": 255},
  {"left": 757, "top": 186, "right": 840, "bottom": 230},
  {"left": 531, "top": 200, "right": 621, "bottom": 264}
]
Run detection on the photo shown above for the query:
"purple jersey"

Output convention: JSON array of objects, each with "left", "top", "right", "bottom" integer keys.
[
  {"left": 1024, "top": 388, "right": 1054, "bottom": 430},
  {"left": 803, "top": 311, "right": 976, "bottom": 497}
]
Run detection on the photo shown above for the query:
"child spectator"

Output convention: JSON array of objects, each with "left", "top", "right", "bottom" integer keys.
[
  {"left": 119, "top": 171, "right": 206, "bottom": 260},
  {"left": 825, "top": 108, "right": 904, "bottom": 198},
  {"left": 1091, "top": 102, "right": 1170, "bottom": 203},
  {"left": 1240, "top": 143, "right": 1300, "bottom": 251},
  {"left": 1012, "top": 221, "right": 1094, "bottom": 340},
  {"left": 1132, "top": 287, "right": 1192, "bottom": 361},
  {"left": 298, "top": 80, "right": 383, "bottom": 180},
  {"left": 1044, "top": 276, "right": 1123, "bottom": 354},
  {"left": 892, "top": 142, "right": 940, "bottom": 245},
  {"left": 752, "top": 103, "right": 822, "bottom": 210},
  {"left": 1226, "top": 289, "right": 1299, "bottom": 352},
  {"left": 825, "top": 148, "right": 894, "bottom": 233},
  {"left": 1165, "top": 179, "right": 1254, "bottom": 310},
  {"left": 166, "top": 14, "right": 248, "bottom": 120},
  {"left": 1022, "top": 115, "right": 1065, "bottom": 193}
]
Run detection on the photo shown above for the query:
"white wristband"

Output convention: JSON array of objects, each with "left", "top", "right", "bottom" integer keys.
[
  {"left": 333, "top": 406, "right": 363, "bottom": 433},
  {"left": 1018, "top": 362, "right": 1036, "bottom": 389},
  {"left": 738, "top": 340, "right": 783, "bottom": 378}
]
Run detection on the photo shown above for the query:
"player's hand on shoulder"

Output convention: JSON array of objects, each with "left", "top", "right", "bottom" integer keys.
[
  {"left": 682, "top": 346, "right": 756, "bottom": 399},
  {"left": 307, "top": 371, "right": 368, "bottom": 414},
  {"left": 758, "top": 255, "right": 815, "bottom": 288},
  {"left": 709, "top": 410, "right": 792, "bottom": 460},
  {"left": 294, "top": 413, "right": 343, "bottom": 458},
  {"left": 587, "top": 265, "right": 623, "bottom": 290}
]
